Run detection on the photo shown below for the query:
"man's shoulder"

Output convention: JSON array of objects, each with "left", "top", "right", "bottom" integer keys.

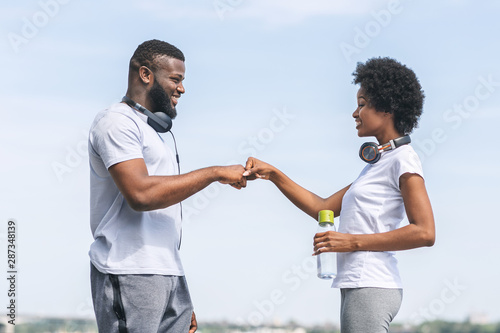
[
  {"left": 93, "top": 102, "right": 137, "bottom": 121},
  {"left": 91, "top": 103, "right": 141, "bottom": 132}
]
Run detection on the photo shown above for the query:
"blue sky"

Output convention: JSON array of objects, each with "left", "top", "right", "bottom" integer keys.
[{"left": 1, "top": 0, "right": 499, "bottom": 327}]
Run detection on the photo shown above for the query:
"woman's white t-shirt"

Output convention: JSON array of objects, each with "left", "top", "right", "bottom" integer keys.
[{"left": 332, "top": 144, "right": 423, "bottom": 289}]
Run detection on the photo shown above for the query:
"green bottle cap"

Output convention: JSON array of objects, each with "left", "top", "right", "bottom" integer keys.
[{"left": 318, "top": 210, "right": 334, "bottom": 223}]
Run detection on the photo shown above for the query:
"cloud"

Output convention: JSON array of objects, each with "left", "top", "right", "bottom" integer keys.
[
  {"left": 131, "top": 0, "right": 391, "bottom": 25},
  {"left": 475, "top": 106, "right": 500, "bottom": 120},
  {"left": 132, "top": 0, "right": 217, "bottom": 20},
  {"left": 233, "top": 0, "right": 390, "bottom": 20}
]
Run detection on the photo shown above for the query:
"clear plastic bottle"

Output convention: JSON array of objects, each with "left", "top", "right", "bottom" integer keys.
[{"left": 316, "top": 210, "right": 336, "bottom": 279}]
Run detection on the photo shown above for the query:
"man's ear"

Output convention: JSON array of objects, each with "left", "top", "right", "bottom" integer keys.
[{"left": 139, "top": 66, "right": 154, "bottom": 85}]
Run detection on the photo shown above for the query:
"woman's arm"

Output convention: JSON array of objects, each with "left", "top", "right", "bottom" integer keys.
[
  {"left": 243, "top": 157, "right": 350, "bottom": 219},
  {"left": 313, "top": 173, "right": 435, "bottom": 253}
]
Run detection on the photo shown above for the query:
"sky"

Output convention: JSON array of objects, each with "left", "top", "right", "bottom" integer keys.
[{"left": 1, "top": 0, "right": 499, "bottom": 328}]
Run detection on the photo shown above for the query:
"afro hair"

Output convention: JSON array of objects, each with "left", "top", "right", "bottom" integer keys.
[{"left": 353, "top": 57, "right": 425, "bottom": 135}]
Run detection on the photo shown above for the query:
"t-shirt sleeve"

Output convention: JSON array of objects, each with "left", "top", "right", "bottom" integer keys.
[
  {"left": 90, "top": 112, "right": 144, "bottom": 169},
  {"left": 391, "top": 147, "right": 424, "bottom": 189}
]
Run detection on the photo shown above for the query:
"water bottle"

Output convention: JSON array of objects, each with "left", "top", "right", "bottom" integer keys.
[{"left": 316, "top": 210, "right": 336, "bottom": 279}]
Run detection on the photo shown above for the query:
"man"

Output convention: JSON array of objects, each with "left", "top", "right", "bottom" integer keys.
[{"left": 88, "top": 39, "right": 246, "bottom": 332}]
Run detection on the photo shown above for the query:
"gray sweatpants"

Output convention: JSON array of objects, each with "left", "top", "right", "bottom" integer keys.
[
  {"left": 91, "top": 264, "right": 193, "bottom": 333},
  {"left": 340, "top": 288, "right": 403, "bottom": 333}
]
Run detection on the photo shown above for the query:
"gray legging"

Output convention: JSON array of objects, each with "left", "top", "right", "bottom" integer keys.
[{"left": 340, "top": 288, "right": 403, "bottom": 333}]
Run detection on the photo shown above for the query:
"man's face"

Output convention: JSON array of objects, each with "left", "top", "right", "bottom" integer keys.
[{"left": 148, "top": 57, "right": 186, "bottom": 119}]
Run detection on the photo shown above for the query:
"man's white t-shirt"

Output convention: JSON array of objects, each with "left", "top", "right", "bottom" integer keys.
[
  {"left": 88, "top": 102, "right": 183, "bottom": 275},
  {"left": 332, "top": 144, "right": 423, "bottom": 289}
]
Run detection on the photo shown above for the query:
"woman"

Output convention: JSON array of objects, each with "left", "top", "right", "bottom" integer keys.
[{"left": 242, "top": 57, "right": 435, "bottom": 332}]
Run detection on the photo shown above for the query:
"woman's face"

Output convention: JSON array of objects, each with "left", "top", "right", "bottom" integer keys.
[{"left": 353, "top": 87, "right": 395, "bottom": 141}]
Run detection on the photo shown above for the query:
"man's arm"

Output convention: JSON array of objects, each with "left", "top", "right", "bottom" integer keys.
[
  {"left": 189, "top": 312, "right": 197, "bottom": 333},
  {"left": 109, "top": 158, "right": 246, "bottom": 211}
]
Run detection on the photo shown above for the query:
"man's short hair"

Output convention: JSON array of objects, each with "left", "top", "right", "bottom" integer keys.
[{"left": 130, "top": 39, "right": 185, "bottom": 72}]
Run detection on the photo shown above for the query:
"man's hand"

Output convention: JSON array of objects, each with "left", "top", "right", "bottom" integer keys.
[
  {"left": 242, "top": 157, "right": 276, "bottom": 181},
  {"left": 216, "top": 165, "right": 247, "bottom": 189},
  {"left": 189, "top": 311, "right": 197, "bottom": 333}
]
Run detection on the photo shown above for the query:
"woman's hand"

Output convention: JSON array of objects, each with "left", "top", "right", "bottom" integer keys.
[
  {"left": 313, "top": 231, "right": 359, "bottom": 254},
  {"left": 243, "top": 157, "right": 350, "bottom": 220},
  {"left": 243, "top": 157, "right": 277, "bottom": 181}
]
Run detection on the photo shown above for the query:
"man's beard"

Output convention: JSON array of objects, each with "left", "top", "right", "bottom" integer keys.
[{"left": 148, "top": 78, "right": 177, "bottom": 119}]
